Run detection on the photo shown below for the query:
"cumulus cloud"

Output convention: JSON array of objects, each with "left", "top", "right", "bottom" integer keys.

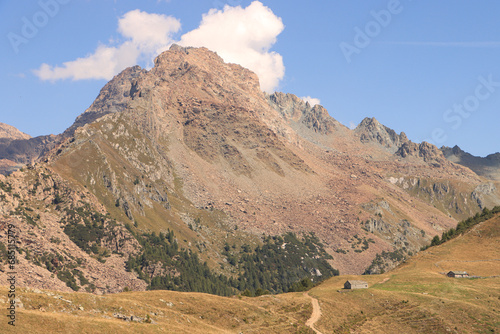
[
  {"left": 33, "top": 10, "right": 180, "bottom": 81},
  {"left": 300, "top": 96, "right": 321, "bottom": 106},
  {"left": 118, "top": 10, "right": 180, "bottom": 56},
  {"left": 33, "top": 2, "right": 285, "bottom": 92},
  {"left": 179, "top": 1, "right": 285, "bottom": 92}
]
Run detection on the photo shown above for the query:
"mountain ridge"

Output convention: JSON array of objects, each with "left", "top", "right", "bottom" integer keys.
[{"left": 0, "top": 45, "right": 499, "bottom": 295}]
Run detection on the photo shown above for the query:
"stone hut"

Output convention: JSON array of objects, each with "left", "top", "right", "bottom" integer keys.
[
  {"left": 344, "top": 280, "right": 368, "bottom": 289},
  {"left": 447, "top": 271, "right": 469, "bottom": 278}
]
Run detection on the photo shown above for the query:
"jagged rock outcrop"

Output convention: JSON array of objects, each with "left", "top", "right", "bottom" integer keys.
[
  {"left": 355, "top": 117, "right": 409, "bottom": 153},
  {"left": 395, "top": 141, "right": 446, "bottom": 165},
  {"left": 64, "top": 66, "right": 148, "bottom": 137},
  {"left": 266, "top": 92, "right": 340, "bottom": 135},
  {"left": 472, "top": 182, "right": 498, "bottom": 209}
]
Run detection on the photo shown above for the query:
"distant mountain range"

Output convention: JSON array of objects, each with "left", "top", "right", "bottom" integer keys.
[{"left": 442, "top": 145, "right": 500, "bottom": 181}]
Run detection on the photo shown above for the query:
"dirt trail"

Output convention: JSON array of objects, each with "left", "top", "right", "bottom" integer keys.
[{"left": 305, "top": 292, "right": 323, "bottom": 334}]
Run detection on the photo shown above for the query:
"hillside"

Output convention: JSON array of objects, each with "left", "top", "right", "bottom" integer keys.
[
  {"left": 308, "top": 212, "right": 500, "bottom": 333},
  {"left": 1, "top": 211, "right": 498, "bottom": 333},
  {"left": 0, "top": 45, "right": 500, "bottom": 295}
]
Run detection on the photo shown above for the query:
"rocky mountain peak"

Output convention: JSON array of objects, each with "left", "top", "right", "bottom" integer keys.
[
  {"left": 266, "top": 92, "right": 340, "bottom": 135},
  {"left": 1, "top": 44, "right": 500, "bottom": 296},
  {"left": 150, "top": 44, "right": 262, "bottom": 98},
  {"left": 396, "top": 141, "right": 445, "bottom": 164},
  {"left": 355, "top": 117, "right": 409, "bottom": 153},
  {"left": 64, "top": 44, "right": 266, "bottom": 138}
]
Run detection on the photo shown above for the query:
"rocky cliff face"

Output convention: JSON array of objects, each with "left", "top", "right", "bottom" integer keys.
[
  {"left": 266, "top": 92, "right": 341, "bottom": 135},
  {"left": 63, "top": 66, "right": 148, "bottom": 137},
  {"left": 395, "top": 141, "right": 447, "bottom": 166},
  {"left": 354, "top": 117, "right": 409, "bottom": 154},
  {"left": 0, "top": 167, "right": 146, "bottom": 294},
  {"left": 1, "top": 45, "right": 499, "bottom": 293}
]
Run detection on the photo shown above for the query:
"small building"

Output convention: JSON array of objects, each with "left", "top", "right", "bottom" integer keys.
[
  {"left": 344, "top": 280, "right": 368, "bottom": 289},
  {"left": 447, "top": 271, "right": 469, "bottom": 278}
]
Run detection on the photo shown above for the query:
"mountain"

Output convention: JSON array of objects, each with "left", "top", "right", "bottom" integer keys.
[
  {"left": 0, "top": 123, "right": 55, "bottom": 175},
  {"left": 0, "top": 45, "right": 499, "bottom": 295},
  {"left": 0, "top": 122, "right": 30, "bottom": 174},
  {"left": 442, "top": 145, "right": 500, "bottom": 181},
  {"left": 354, "top": 117, "right": 409, "bottom": 154},
  {"left": 0, "top": 122, "right": 58, "bottom": 175}
]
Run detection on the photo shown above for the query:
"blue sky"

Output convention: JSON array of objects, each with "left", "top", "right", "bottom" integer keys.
[{"left": 1, "top": 0, "right": 499, "bottom": 156}]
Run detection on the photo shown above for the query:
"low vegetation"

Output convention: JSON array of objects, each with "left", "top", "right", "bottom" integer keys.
[
  {"left": 424, "top": 206, "right": 500, "bottom": 249},
  {"left": 126, "top": 229, "right": 236, "bottom": 296},
  {"left": 225, "top": 232, "right": 338, "bottom": 296},
  {"left": 126, "top": 230, "right": 338, "bottom": 297},
  {"left": 365, "top": 207, "right": 500, "bottom": 274},
  {"left": 62, "top": 204, "right": 121, "bottom": 262}
]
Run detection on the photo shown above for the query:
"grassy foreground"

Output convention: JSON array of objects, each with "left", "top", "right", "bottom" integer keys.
[
  {"left": 0, "top": 287, "right": 313, "bottom": 333},
  {"left": 1, "top": 215, "right": 499, "bottom": 333}
]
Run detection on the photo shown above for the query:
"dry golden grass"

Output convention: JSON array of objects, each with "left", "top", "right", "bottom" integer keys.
[
  {"left": 310, "top": 214, "right": 500, "bottom": 333},
  {"left": 0, "top": 287, "right": 314, "bottom": 334}
]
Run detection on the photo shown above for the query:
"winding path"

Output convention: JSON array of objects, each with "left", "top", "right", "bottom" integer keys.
[{"left": 304, "top": 292, "right": 323, "bottom": 334}]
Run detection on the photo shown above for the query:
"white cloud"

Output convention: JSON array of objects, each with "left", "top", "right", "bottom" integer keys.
[
  {"left": 179, "top": 1, "right": 285, "bottom": 92},
  {"left": 300, "top": 96, "right": 321, "bottom": 106},
  {"left": 349, "top": 121, "right": 356, "bottom": 130},
  {"left": 118, "top": 9, "right": 180, "bottom": 56},
  {"left": 33, "top": 10, "right": 180, "bottom": 82},
  {"left": 33, "top": 2, "right": 286, "bottom": 92}
]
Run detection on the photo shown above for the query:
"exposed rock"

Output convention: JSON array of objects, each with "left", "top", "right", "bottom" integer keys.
[
  {"left": 396, "top": 141, "right": 446, "bottom": 165},
  {"left": 472, "top": 183, "right": 497, "bottom": 209},
  {"left": 0, "top": 122, "right": 31, "bottom": 140},
  {"left": 266, "top": 92, "right": 340, "bottom": 135},
  {"left": 63, "top": 65, "right": 147, "bottom": 137},
  {"left": 355, "top": 117, "right": 409, "bottom": 153}
]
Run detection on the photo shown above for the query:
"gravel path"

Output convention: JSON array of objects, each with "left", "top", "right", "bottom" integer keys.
[{"left": 305, "top": 292, "right": 323, "bottom": 334}]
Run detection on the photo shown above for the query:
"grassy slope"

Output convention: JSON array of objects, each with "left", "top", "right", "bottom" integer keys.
[
  {"left": 0, "top": 288, "right": 313, "bottom": 334},
  {"left": 1, "top": 215, "right": 498, "bottom": 334},
  {"left": 311, "top": 214, "right": 500, "bottom": 333}
]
